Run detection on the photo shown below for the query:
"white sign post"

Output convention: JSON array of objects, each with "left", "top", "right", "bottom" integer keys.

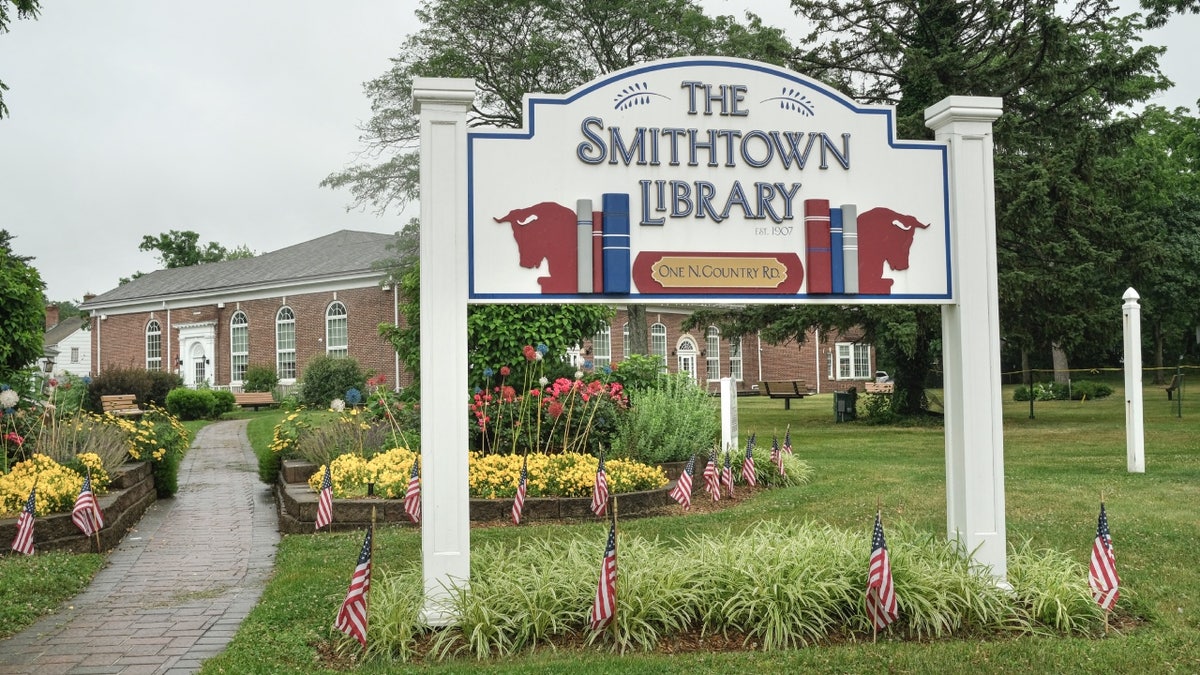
[
  {"left": 415, "top": 60, "right": 1010, "bottom": 621},
  {"left": 1123, "top": 287, "right": 1145, "bottom": 473},
  {"left": 720, "top": 377, "right": 739, "bottom": 455}
]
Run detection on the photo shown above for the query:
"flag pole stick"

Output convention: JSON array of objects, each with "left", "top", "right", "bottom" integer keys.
[
  {"left": 610, "top": 494, "right": 618, "bottom": 640},
  {"left": 873, "top": 497, "right": 881, "bottom": 643}
]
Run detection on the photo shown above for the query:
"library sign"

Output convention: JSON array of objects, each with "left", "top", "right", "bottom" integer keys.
[{"left": 468, "top": 57, "right": 952, "bottom": 303}]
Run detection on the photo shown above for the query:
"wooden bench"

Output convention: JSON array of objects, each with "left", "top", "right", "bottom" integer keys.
[
  {"left": 1166, "top": 374, "right": 1182, "bottom": 400},
  {"left": 864, "top": 382, "right": 894, "bottom": 395},
  {"left": 101, "top": 394, "right": 143, "bottom": 418},
  {"left": 234, "top": 392, "right": 276, "bottom": 411},
  {"left": 758, "top": 380, "right": 809, "bottom": 409}
]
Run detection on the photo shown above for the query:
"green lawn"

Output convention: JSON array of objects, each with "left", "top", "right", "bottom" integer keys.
[{"left": 199, "top": 386, "right": 1200, "bottom": 673}]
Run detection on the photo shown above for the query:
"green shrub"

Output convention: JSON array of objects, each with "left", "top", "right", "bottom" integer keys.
[
  {"left": 165, "top": 387, "right": 215, "bottom": 421},
  {"left": 1069, "top": 380, "right": 1113, "bottom": 400},
  {"left": 610, "top": 353, "right": 667, "bottom": 393},
  {"left": 613, "top": 373, "right": 718, "bottom": 464},
  {"left": 83, "top": 367, "right": 183, "bottom": 412},
  {"left": 243, "top": 364, "right": 278, "bottom": 393},
  {"left": 1013, "top": 382, "right": 1068, "bottom": 402},
  {"left": 298, "top": 356, "right": 366, "bottom": 408},
  {"left": 212, "top": 389, "right": 237, "bottom": 416}
]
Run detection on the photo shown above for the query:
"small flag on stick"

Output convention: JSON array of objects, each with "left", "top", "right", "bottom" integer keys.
[
  {"left": 783, "top": 425, "right": 793, "bottom": 454},
  {"left": 721, "top": 444, "right": 734, "bottom": 497},
  {"left": 591, "top": 451, "right": 609, "bottom": 516},
  {"left": 589, "top": 513, "right": 618, "bottom": 631},
  {"left": 334, "top": 524, "right": 373, "bottom": 648},
  {"left": 669, "top": 454, "right": 696, "bottom": 510},
  {"left": 315, "top": 465, "right": 334, "bottom": 530},
  {"left": 1089, "top": 502, "right": 1120, "bottom": 612},
  {"left": 771, "top": 436, "right": 784, "bottom": 475},
  {"left": 741, "top": 433, "right": 757, "bottom": 487},
  {"left": 10, "top": 485, "right": 36, "bottom": 556},
  {"left": 512, "top": 454, "right": 529, "bottom": 525},
  {"left": 702, "top": 447, "right": 720, "bottom": 501},
  {"left": 866, "top": 510, "right": 898, "bottom": 632},
  {"left": 403, "top": 458, "right": 421, "bottom": 524},
  {"left": 71, "top": 470, "right": 105, "bottom": 537}
]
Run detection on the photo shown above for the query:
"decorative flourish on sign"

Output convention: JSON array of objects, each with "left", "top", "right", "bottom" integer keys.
[
  {"left": 613, "top": 82, "right": 669, "bottom": 111},
  {"left": 760, "top": 87, "right": 816, "bottom": 116}
]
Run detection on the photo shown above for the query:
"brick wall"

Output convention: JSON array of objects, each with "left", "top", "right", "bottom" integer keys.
[{"left": 91, "top": 286, "right": 407, "bottom": 388}]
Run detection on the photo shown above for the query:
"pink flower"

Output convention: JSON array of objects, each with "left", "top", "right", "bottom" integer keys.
[
  {"left": 499, "top": 366, "right": 511, "bottom": 377},
  {"left": 523, "top": 345, "right": 537, "bottom": 361}
]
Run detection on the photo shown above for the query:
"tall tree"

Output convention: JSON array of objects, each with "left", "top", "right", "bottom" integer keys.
[
  {"left": 326, "top": 0, "right": 792, "bottom": 375},
  {"left": 1140, "top": 0, "right": 1200, "bottom": 27},
  {"left": 759, "top": 0, "right": 1169, "bottom": 411},
  {"left": 0, "top": 0, "right": 39, "bottom": 119},
  {"left": 0, "top": 230, "right": 46, "bottom": 383},
  {"left": 138, "top": 230, "right": 254, "bottom": 268}
]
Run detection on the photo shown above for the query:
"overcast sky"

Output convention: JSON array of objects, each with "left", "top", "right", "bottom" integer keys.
[{"left": 2, "top": 1, "right": 1196, "bottom": 304}]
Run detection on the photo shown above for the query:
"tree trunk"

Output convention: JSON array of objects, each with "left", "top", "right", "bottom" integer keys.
[
  {"left": 1051, "top": 343, "right": 1070, "bottom": 385},
  {"left": 1152, "top": 319, "right": 1164, "bottom": 385},
  {"left": 893, "top": 311, "right": 937, "bottom": 415},
  {"left": 626, "top": 305, "right": 648, "bottom": 356}
]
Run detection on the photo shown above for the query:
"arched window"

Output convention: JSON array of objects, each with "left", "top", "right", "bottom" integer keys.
[
  {"left": 592, "top": 322, "right": 611, "bottom": 368},
  {"left": 326, "top": 301, "right": 348, "bottom": 357},
  {"left": 230, "top": 311, "right": 249, "bottom": 383},
  {"left": 706, "top": 326, "right": 721, "bottom": 381},
  {"left": 650, "top": 322, "right": 667, "bottom": 373},
  {"left": 145, "top": 320, "right": 162, "bottom": 371},
  {"left": 276, "top": 307, "right": 296, "bottom": 380}
]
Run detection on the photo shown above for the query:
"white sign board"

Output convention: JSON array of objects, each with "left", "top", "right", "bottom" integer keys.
[{"left": 468, "top": 57, "right": 950, "bottom": 303}]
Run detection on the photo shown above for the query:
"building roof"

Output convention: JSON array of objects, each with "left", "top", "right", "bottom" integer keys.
[
  {"left": 81, "top": 230, "right": 396, "bottom": 308},
  {"left": 43, "top": 316, "right": 86, "bottom": 345}
]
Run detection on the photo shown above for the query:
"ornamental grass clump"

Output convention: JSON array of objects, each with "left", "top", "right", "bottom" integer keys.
[{"left": 364, "top": 519, "right": 1104, "bottom": 661}]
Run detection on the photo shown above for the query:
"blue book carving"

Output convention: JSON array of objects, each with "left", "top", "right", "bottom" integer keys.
[
  {"left": 830, "top": 207, "right": 845, "bottom": 294},
  {"left": 841, "top": 204, "right": 859, "bottom": 295},
  {"left": 601, "top": 193, "right": 631, "bottom": 294}
]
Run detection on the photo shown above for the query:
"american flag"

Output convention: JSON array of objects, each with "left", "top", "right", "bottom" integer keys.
[
  {"left": 591, "top": 451, "right": 609, "bottom": 516},
  {"left": 10, "top": 486, "right": 36, "bottom": 555},
  {"left": 589, "top": 518, "right": 618, "bottom": 631},
  {"left": 783, "top": 425, "right": 793, "bottom": 454},
  {"left": 511, "top": 454, "right": 529, "bottom": 525},
  {"left": 741, "top": 433, "right": 757, "bottom": 487},
  {"left": 403, "top": 458, "right": 421, "bottom": 524},
  {"left": 71, "top": 471, "right": 104, "bottom": 537},
  {"left": 334, "top": 525, "right": 373, "bottom": 647},
  {"left": 866, "top": 511, "right": 898, "bottom": 631},
  {"left": 771, "top": 436, "right": 784, "bottom": 475},
  {"left": 702, "top": 448, "right": 720, "bottom": 501},
  {"left": 668, "top": 454, "right": 696, "bottom": 510},
  {"left": 315, "top": 465, "right": 333, "bottom": 530},
  {"left": 1089, "top": 502, "right": 1120, "bottom": 611},
  {"left": 721, "top": 445, "right": 734, "bottom": 497}
]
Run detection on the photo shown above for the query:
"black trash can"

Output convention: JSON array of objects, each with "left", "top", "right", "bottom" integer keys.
[{"left": 834, "top": 387, "right": 858, "bottom": 422}]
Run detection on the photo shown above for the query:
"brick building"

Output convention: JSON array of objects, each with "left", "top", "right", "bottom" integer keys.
[
  {"left": 79, "top": 230, "right": 876, "bottom": 395},
  {"left": 80, "top": 230, "right": 403, "bottom": 391}
]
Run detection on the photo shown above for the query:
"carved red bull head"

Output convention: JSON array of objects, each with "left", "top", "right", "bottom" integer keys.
[
  {"left": 493, "top": 201, "right": 578, "bottom": 294},
  {"left": 856, "top": 207, "right": 929, "bottom": 294}
]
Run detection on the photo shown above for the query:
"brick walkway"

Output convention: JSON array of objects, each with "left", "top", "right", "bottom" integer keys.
[{"left": 0, "top": 420, "right": 278, "bottom": 675}]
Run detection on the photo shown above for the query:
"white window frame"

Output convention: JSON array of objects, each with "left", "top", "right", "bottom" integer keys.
[
  {"left": 592, "top": 322, "right": 612, "bottom": 368},
  {"left": 326, "top": 301, "right": 348, "bottom": 358},
  {"left": 836, "top": 341, "right": 873, "bottom": 380},
  {"left": 230, "top": 311, "right": 249, "bottom": 384},
  {"left": 622, "top": 322, "right": 630, "bottom": 359},
  {"left": 705, "top": 326, "right": 721, "bottom": 381},
  {"left": 70, "top": 347, "right": 79, "bottom": 364},
  {"left": 729, "top": 336, "right": 743, "bottom": 382},
  {"left": 145, "top": 319, "right": 162, "bottom": 371},
  {"left": 276, "top": 306, "right": 297, "bottom": 381},
  {"left": 650, "top": 322, "right": 668, "bottom": 373}
]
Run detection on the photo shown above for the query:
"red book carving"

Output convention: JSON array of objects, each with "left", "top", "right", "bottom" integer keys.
[{"left": 805, "top": 199, "right": 832, "bottom": 294}]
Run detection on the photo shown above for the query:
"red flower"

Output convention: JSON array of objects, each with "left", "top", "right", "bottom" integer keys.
[
  {"left": 523, "top": 345, "right": 537, "bottom": 361},
  {"left": 548, "top": 400, "right": 564, "bottom": 418},
  {"left": 499, "top": 366, "right": 511, "bottom": 377}
]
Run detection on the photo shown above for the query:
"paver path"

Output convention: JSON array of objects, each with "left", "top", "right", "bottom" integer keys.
[{"left": 0, "top": 419, "right": 278, "bottom": 675}]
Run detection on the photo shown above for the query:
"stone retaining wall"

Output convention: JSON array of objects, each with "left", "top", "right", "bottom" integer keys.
[
  {"left": 276, "top": 459, "right": 677, "bottom": 534},
  {"left": 0, "top": 462, "right": 156, "bottom": 555}
]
